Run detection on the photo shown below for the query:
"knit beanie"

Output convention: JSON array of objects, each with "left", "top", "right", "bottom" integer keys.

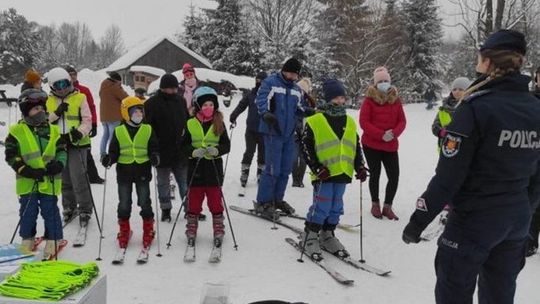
[
  {"left": 322, "top": 79, "right": 346, "bottom": 102},
  {"left": 373, "top": 67, "right": 391, "bottom": 84},
  {"left": 160, "top": 74, "right": 179, "bottom": 89},
  {"left": 451, "top": 77, "right": 471, "bottom": 90},
  {"left": 24, "top": 69, "right": 41, "bottom": 85}
]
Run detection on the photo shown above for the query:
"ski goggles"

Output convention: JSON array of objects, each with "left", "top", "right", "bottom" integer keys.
[{"left": 52, "top": 79, "right": 71, "bottom": 91}]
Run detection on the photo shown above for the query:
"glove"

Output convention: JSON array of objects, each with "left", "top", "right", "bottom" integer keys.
[
  {"left": 402, "top": 221, "right": 423, "bottom": 244},
  {"left": 100, "top": 154, "right": 112, "bottom": 168},
  {"left": 205, "top": 146, "right": 219, "bottom": 157},
  {"left": 382, "top": 130, "right": 394, "bottom": 142},
  {"left": 315, "top": 166, "right": 330, "bottom": 180},
  {"left": 229, "top": 116, "right": 237, "bottom": 126},
  {"left": 19, "top": 166, "right": 46, "bottom": 181},
  {"left": 45, "top": 160, "right": 64, "bottom": 175},
  {"left": 54, "top": 102, "right": 69, "bottom": 117},
  {"left": 262, "top": 112, "right": 278, "bottom": 125},
  {"left": 150, "top": 154, "right": 160, "bottom": 167},
  {"left": 304, "top": 107, "right": 316, "bottom": 117},
  {"left": 192, "top": 148, "right": 206, "bottom": 159},
  {"left": 70, "top": 127, "right": 83, "bottom": 142},
  {"left": 438, "top": 128, "right": 447, "bottom": 138},
  {"left": 89, "top": 123, "right": 97, "bottom": 138},
  {"left": 355, "top": 166, "right": 369, "bottom": 182}
]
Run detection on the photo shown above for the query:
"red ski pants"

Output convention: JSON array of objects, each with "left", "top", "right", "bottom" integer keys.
[{"left": 187, "top": 186, "right": 223, "bottom": 215}]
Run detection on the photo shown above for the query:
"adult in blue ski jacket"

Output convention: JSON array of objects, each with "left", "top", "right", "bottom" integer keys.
[{"left": 254, "top": 58, "right": 310, "bottom": 218}]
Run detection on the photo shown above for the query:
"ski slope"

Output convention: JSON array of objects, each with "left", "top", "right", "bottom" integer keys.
[{"left": 0, "top": 71, "right": 538, "bottom": 303}]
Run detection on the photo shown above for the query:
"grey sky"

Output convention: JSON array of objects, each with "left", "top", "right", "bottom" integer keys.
[{"left": 1, "top": 0, "right": 462, "bottom": 48}]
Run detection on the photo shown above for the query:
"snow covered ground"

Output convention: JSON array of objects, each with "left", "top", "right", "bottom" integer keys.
[{"left": 0, "top": 72, "right": 539, "bottom": 303}]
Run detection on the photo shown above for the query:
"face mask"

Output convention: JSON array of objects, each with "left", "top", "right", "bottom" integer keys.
[
  {"left": 130, "top": 114, "right": 143, "bottom": 125},
  {"left": 376, "top": 82, "right": 391, "bottom": 93},
  {"left": 201, "top": 107, "right": 214, "bottom": 118},
  {"left": 25, "top": 111, "right": 47, "bottom": 126}
]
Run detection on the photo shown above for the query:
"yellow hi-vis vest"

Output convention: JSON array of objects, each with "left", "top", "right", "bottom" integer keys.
[
  {"left": 305, "top": 113, "right": 357, "bottom": 181},
  {"left": 115, "top": 124, "right": 151, "bottom": 164},
  {"left": 46, "top": 92, "right": 90, "bottom": 146},
  {"left": 438, "top": 110, "right": 452, "bottom": 128},
  {"left": 187, "top": 118, "right": 220, "bottom": 160},
  {"left": 9, "top": 123, "right": 62, "bottom": 195}
]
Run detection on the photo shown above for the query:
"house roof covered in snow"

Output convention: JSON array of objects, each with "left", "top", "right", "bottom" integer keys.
[
  {"left": 129, "top": 65, "right": 166, "bottom": 76},
  {"left": 107, "top": 36, "right": 212, "bottom": 72}
]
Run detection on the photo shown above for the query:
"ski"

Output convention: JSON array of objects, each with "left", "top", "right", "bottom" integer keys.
[
  {"left": 43, "top": 240, "right": 68, "bottom": 261},
  {"left": 72, "top": 224, "right": 88, "bottom": 247},
  {"left": 238, "top": 186, "right": 246, "bottom": 197},
  {"left": 112, "top": 231, "right": 133, "bottom": 265},
  {"left": 136, "top": 246, "right": 151, "bottom": 264},
  {"left": 285, "top": 238, "right": 354, "bottom": 286},
  {"left": 322, "top": 249, "right": 391, "bottom": 276},
  {"left": 232, "top": 205, "right": 391, "bottom": 277},
  {"left": 208, "top": 237, "right": 223, "bottom": 263},
  {"left": 183, "top": 237, "right": 196, "bottom": 263},
  {"left": 277, "top": 212, "right": 358, "bottom": 232}
]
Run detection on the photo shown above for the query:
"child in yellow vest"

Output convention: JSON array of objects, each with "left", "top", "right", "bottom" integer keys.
[
  {"left": 101, "top": 97, "right": 159, "bottom": 250},
  {"left": 182, "top": 87, "right": 230, "bottom": 247},
  {"left": 5, "top": 89, "right": 67, "bottom": 259},
  {"left": 299, "top": 79, "right": 368, "bottom": 261}
]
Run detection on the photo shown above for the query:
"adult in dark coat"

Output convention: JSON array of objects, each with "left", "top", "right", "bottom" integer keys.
[
  {"left": 144, "top": 74, "right": 191, "bottom": 222},
  {"left": 527, "top": 66, "right": 540, "bottom": 257},
  {"left": 229, "top": 71, "right": 267, "bottom": 189}
]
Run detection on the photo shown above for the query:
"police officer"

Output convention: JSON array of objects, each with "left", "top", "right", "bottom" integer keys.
[
  {"left": 527, "top": 67, "right": 540, "bottom": 256},
  {"left": 402, "top": 30, "right": 540, "bottom": 304}
]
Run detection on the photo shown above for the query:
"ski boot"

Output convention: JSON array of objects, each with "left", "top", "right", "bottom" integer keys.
[
  {"left": 43, "top": 240, "right": 61, "bottom": 261},
  {"left": 240, "top": 163, "right": 250, "bottom": 187},
  {"left": 382, "top": 204, "right": 399, "bottom": 220},
  {"left": 253, "top": 201, "right": 279, "bottom": 220},
  {"left": 161, "top": 208, "right": 172, "bottom": 222},
  {"left": 185, "top": 213, "right": 199, "bottom": 239},
  {"left": 142, "top": 218, "right": 155, "bottom": 248},
  {"left": 213, "top": 213, "right": 225, "bottom": 246},
  {"left": 274, "top": 200, "right": 295, "bottom": 215},
  {"left": 79, "top": 213, "right": 91, "bottom": 227},
  {"left": 319, "top": 228, "right": 349, "bottom": 258},
  {"left": 117, "top": 219, "right": 131, "bottom": 249},
  {"left": 371, "top": 201, "right": 382, "bottom": 219},
  {"left": 62, "top": 208, "right": 76, "bottom": 223},
  {"left": 299, "top": 223, "right": 322, "bottom": 261},
  {"left": 21, "top": 238, "right": 35, "bottom": 252}
]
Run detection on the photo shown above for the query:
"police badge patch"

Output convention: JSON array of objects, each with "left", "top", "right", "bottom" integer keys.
[{"left": 441, "top": 134, "right": 462, "bottom": 158}]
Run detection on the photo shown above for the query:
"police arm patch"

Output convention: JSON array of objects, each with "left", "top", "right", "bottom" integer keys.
[
  {"left": 441, "top": 134, "right": 462, "bottom": 158},
  {"left": 416, "top": 198, "right": 428, "bottom": 212}
]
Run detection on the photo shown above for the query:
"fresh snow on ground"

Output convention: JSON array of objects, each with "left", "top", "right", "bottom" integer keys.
[{"left": 0, "top": 71, "right": 538, "bottom": 303}]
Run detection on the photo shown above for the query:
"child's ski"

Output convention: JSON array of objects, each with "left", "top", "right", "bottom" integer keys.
[
  {"left": 183, "top": 237, "right": 196, "bottom": 263},
  {"left": 43, "top": 240, "right": 68, "bottom": 261},
  {"left": 73, "top": 224, "right": 88, "bottom": 247},
  {"left": 208, "top": 237, "right": 223, "bottom": 263},
  {"left": 112, "top": 231, "right": 133, "bottom": 265}
]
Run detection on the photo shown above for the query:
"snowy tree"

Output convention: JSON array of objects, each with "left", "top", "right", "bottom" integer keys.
[
  {"left": 179, "top": 3, "right": 206, "bottom": 55},
  {"left": 97, "top": 24, "right": 125, "bottom": 69},
  {"left": 402, "top": 0, "right": 443, "bottom": 102},
  {"left": 199, "top": 0, "right": 260, "bottom": 75},
  {"left": 0, "top": 8, "right": 41, "bottom": 84}
]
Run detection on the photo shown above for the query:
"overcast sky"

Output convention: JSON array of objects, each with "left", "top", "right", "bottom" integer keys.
[{"left": 1, "top": 0, "right": 462, "bottom": 47}]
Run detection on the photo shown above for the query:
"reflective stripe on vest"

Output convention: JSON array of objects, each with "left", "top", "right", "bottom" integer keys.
[
  {"left": 115, "top": 124, "right": 151, "bottom": 164},
  {"left": 9, "top": 123, "right": 62, "bottom": 195},
  {"left": 187, "top": 118, "right": 220, "bottom": 160},
  {"left": 46, "top": 93, "right": 90, "bottom": 146},
  {"left": 305, "top": 113, "right": 357, "bottom": 181}
]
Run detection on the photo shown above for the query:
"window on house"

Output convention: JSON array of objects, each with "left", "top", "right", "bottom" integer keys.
[{"left": 140, "top": 76, "right": 145, "bottom": 82}]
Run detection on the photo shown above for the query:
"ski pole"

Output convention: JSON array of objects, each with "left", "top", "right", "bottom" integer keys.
[
  {"left": 359, "top": 181, "right": 365, "bottom": 263},
  {"left": 76, "top": 147, "right": 103, "bottom": 234},
  {"left": 10, "top": 181, "right": 39, "bottom": 244},
  {"left": 298, "top": 179, "right": 324, "bottom": 263},
  {"left": 153, "top": 167, "right": 163, "bottom": 257},
  {"left": 222, "top": 124, "right": 235, "bottom": 178},
  {"left": 211, "top": 159, "right": 238, "bottom": 250},
  {"left": 96, "top": 167, "right": 108, "bottom": 261},
  {"left": 166, "top": 158, "right": 202, "bottom": 248}
]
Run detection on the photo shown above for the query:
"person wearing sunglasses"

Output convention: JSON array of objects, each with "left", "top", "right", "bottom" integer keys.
[
  {"left": 5, "top": 89, "right": 67, "bottom": 259},
  {"left": 46, "top": 67, "right": 94, "bottom": 227}
]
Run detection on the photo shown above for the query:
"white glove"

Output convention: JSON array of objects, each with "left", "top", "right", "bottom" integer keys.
[
  {"left": 205, "top": 146, "right": 219, "bottom": 157},
  {"left": 192, "top": 148, "right": 206, "bottom": 159},
  {"left": 382, "top": 130, "right": 394, "bottom": 142}
]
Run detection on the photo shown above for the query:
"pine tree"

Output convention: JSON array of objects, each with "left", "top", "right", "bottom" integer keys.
[
  {"left": 402, "top": 0, "right": 443, "bottom": 102},
  {"left": 180, "top": 3, "right": 206, "bottom": 55},
  {"left": 0, "top": 8, "right": 41, "bottom": 84}
]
